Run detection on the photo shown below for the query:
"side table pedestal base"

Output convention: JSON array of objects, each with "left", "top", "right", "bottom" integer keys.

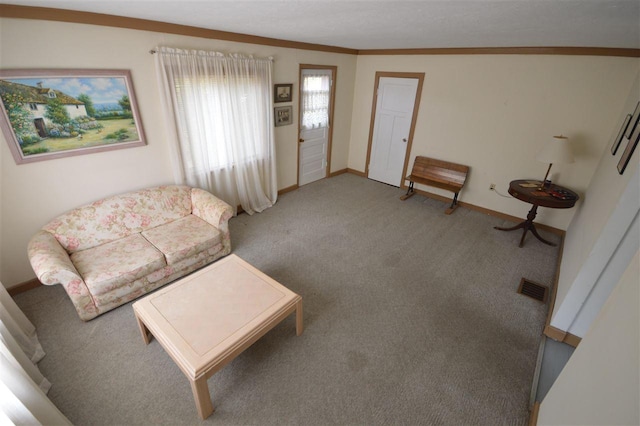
[{"left": 494, "top": 204, "right": 556, "bottom": 248}]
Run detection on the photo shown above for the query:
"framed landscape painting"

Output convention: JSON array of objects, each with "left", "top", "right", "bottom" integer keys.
[{"left": 0, "top": 69, "right": 146, "bottom": 164}]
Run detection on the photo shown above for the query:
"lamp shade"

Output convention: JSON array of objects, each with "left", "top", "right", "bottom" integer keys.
[{"left": 536, "top": 135, "right": 575, "bottom": 164}]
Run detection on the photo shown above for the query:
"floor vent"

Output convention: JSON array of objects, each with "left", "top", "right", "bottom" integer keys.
[{"left": 518, "top": 278, "right": 549, "bottom": 303}]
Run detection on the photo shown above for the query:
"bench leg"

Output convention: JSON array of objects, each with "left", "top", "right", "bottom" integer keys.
[
  {"left": 444, "top": 192, "right": 460, "bottom": 215},
  {"left": 400, "top": 181, "right": 416, "bottom": 201}
]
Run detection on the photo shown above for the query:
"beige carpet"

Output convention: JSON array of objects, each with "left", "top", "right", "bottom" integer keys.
[{"left": 15, "top": 173, "right": 560, "bottom": 425}]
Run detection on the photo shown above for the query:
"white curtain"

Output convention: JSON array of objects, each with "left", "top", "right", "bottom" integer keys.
[
  {"left": 155, "top": 46, "right": 277, "bottom": 215},
  {"left": 301, "top": 70, "right": 331, "bottom": 130},
  {"left": 0, "top": 282, "right": 71, "bottom": 425}
]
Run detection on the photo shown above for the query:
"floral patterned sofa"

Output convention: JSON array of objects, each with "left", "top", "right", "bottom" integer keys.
[{"left": 27, "top": 185, "right": 233, "bottom": 321}]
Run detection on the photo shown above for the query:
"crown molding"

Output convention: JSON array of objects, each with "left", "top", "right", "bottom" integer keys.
[
  {"left": 0, "top": 4, "right": 358, "bottom": 55},
  {"left": 357, "top": 46, "right": 640, "bottom": 57}
]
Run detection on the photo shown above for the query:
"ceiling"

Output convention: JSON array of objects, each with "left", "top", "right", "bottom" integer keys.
[{"left": 2, "top": 0, "right": 639, "bottom": 50}]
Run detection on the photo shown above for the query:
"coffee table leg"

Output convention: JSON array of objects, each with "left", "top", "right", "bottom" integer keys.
[
  {"left": 296, "top": 299, "right": 304, "bottom": 336},
  {"left": 190, "top": 377, "right": 214, "bottom": 420},
  {"left": 135, "top": 315, "right": 151, "bottom": 345}
]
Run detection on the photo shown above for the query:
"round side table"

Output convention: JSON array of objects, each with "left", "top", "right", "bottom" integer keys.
[{"left": 494, "top": 180, "right": 579, "bottom": 247}]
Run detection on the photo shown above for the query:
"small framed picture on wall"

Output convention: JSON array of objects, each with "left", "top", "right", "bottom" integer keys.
[
  {"left": 625, "top": 101, "right": 640, "bottom": 139},
  {"left": 274, "top": 106, "right": 292, "bottom": 127},
  {"left": 611, "top": 114, "right": 631, "bottom": 155},
  {"left": 618, "top": 119, "right": 640, "bottom": 175},
  {"left": 274, "top": 84, "right": 293, "bottom": 103}
]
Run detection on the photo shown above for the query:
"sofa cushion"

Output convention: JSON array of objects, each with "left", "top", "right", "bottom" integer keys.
[
  {"left": 70, "top": 234, "right": 166, "bottom": 296},
  {"left": 142, "top": 215, "right": 222, "bottom": 265}
]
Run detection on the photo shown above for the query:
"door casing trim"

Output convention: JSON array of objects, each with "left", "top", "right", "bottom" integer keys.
[
  {"left": 365, "top": 71, "right": 425, "bottom": 187},
  {"left": 297, "top": 64, "right": 337, "bottom": 186}
]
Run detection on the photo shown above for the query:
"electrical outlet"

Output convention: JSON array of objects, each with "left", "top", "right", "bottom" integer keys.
[{"left": 489, "top": 183, "right": 496, "bottom": 190}]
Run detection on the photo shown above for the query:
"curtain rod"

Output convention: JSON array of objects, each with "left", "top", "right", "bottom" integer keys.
[{"left": 149, "top": 48, "right": 273, "bottom": 61}]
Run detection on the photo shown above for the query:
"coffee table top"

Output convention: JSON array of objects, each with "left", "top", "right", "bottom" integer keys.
[{"left": 133, "top": 254, "right": 301, "bottom": 378}]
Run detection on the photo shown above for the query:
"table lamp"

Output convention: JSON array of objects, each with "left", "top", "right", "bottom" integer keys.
[{"left": 536, "top": 135, "right": 574, "bottom": 188}]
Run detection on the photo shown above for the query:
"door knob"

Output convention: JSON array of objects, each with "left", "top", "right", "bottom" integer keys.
[{"left": 299, "top": 138, "right": 305, "bottom": 143}]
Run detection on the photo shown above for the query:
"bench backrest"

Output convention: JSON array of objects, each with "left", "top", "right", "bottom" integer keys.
[{"left": 410, "top": 156, "right": 469, "bottom": 189}]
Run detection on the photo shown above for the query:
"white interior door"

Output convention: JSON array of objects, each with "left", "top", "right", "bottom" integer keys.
[
  {"left": 299, "top": 127, "right": 328, "bottom": 186},
  {"left": 368, "top": 77, "right": 419, "bottom": 187},
  {"left": 299, "top": 69, "right": 332, "bottom": 186}
]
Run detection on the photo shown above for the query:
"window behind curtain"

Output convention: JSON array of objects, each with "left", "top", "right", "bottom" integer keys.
[
  {"left": 155, "top": 47, "right": 277, "bottom": 215},
  {"left": 174, "top": 74, "right": 267, "bottom": 171}
]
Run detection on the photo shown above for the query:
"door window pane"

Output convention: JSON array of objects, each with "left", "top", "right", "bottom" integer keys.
[{"left": 301, "top": 72, "right": 330, "bottom": 129}]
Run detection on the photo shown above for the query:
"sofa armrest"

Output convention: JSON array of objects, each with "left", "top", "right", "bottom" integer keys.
[
  {"left": 191, "top": 188, "right": 234, "bottom": 230},
  {"left": 27, "top": 230, "right": 82, "bottom": 285},
  {"left": 27, "top": 230, "right": 99, "bottom": 321},
  {"left": 191, "top": 188, "right": 234, "bottom": 255}
]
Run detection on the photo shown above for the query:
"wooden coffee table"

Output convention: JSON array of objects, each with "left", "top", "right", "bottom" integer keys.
[{"left": 132, "top": 254, "right": 303, "bottom": 419}]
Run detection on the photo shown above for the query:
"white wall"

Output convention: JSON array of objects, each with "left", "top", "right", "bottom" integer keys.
[
  {"left": 348, "top": 54, "right": 638, "bottom": 230},
  {"left": 540, "top": 70, "right": 639, "bottom": 420},
  {"left": 538, "top": 250, "right": 639, "bottom": 425},
  {"left": 551, "top": 72, "right": 640, "bottom": 337},
  {"left": 0, "top": 18, "right": 357, "bottom": 287},
  {"left": 568, "top": 210, "right": 638, "bottom": 337}
]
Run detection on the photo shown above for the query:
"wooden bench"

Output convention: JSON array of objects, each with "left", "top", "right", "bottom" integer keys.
[{"left": 400, "top": 156, "right": 470, "bottom": 214}]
